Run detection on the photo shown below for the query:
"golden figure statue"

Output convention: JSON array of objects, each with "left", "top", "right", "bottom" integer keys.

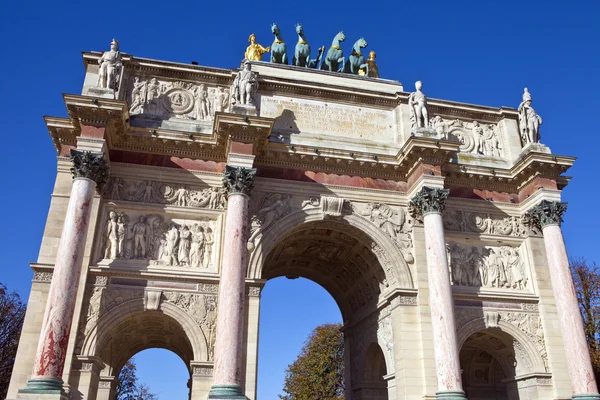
[
  {"left": 245, "top": 33, "right": 270, "bottom": 61},
  {"left": 359, "top": 50, "right": 379, "bottom": 78}
]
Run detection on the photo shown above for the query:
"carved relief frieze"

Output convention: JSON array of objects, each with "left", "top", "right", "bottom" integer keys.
[
  {"left": 192, "top": 366, "right": 214, "bottom": 377},
  {"left": 500, "top": 311, "right": 549, "bottom": 371},
  {"left": 430, "top": 117, "right": 504, "bottom": 158},
  {"left": 33, "top": 271, "right": 53, "bottom": 282},
  {"left": 248, "top": 193, "right": 292, "bottom": 248},
  {"left": 128, "top": 76, "right": 230, "bottom": 120},
  {"left": 162, "top": 291, "right": 218, "bottom": 361},
  {"left": 98, "top": 210, "right": 217, "bottom": 270},
  {"left": 447, "top": 242, "right": 530, "bottom": 291},
  {"left": 352, "top": 202, "right": 414, "bottom": 263},
  {"left": 443, "top": 209, "right": 541, "bottom": 237},
  {"left": 106, "top": 177, "right": 226, "bottom": 209}
]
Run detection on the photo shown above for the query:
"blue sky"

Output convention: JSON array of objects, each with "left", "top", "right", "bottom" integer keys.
[{"left": 1, "top": 0, "right": 599, "bottom": 398}]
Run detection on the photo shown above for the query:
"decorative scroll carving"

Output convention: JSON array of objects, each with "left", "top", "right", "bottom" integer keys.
[
  {"left": 223, "top": 166, "right": 256, "bottom": 196},
  {"left": 199, "top": 283, "right": 219, "bottom": 293},
  {"left": 106, "top": 178, "right": 226, "bottom": 209},
  {"left": 320, "top": 196, "right": 345, "bottom": 219},
  {"left": 391, "top": 295, "right": 418, "bottom": 307},
  {"left": 92, "top": 275, "right": 108, "bottom": 287},
  {"left": 447, "top": 242, "right": 529, "bottom": 291},
  {"left": 247, "top": 286, "right": 261, "bottom": 297},
  {"left": 99, "top": 211, "right": 216, "bottom": 268},
  {"left": 163, "top": 292, "right": 217, "bottom": 361},
  {"left": 443, "top": 209, "right": 541, "bottom": 237},
  {"left": 352, "top": 202, "right": 414, "bottom": 263},
  {"left": 525, "top": 200, "right": 567, "bottom": 230},
  {"left": 70, "top": 150, "right": 109, "bottom": 191},
  {"left": 410, "top": 186, "right": 449, "bottom": 219},
  {"left": 429, "top": 118, "right": 503, "bottom": 157},
  {"left": 128, "top": 76, "right": 230, "bottom": 119},
  {"left": 377, "top": 316, "right": 395, "bottom": 369},
  {"left": 33, "top": 271, "right": 53, "bottom": 282},
  {"left": 144, "top": 290, "right": 162, "bottom": 311},
  {"left": 248, "top": 193, "right": 292, "bottom": 246}
]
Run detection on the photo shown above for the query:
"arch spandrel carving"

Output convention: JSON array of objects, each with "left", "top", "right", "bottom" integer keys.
[{"left": 247, "top": 199, "right": 414, "bottom": 290}]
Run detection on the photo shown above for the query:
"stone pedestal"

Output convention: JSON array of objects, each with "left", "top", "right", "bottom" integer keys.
[
  {"left": 527, "top": 201, "right": 600, "bottom": 399},
  {"left": 411, "top": 187, "right": 466, "bottom": 400},
  {"left": 231, "top": 104, "right": 257, "bottom": 116},
  {"left": 209, "top": 166, "right": 256, "bottom": 400},
  {"left": 18, "top": 150, "right": 108, "bottom": 399}
]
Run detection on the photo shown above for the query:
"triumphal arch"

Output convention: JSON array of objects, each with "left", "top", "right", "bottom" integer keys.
[{"left": 8, "top": 33, "right": 600, "bottom": 400}]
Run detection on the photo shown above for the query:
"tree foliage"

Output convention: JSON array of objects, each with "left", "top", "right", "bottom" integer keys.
[
  {"left": 279, "top": 323, "right": 345, "bottom": 400},
  {"left": 0, "top": 283, "right": 26, "bottom": 400},
  {"left": 571, "top": 258, "right": 600, "bottom": 382},
  {"left": 115, "top": 358, "right": 158, "bottom": 400}
]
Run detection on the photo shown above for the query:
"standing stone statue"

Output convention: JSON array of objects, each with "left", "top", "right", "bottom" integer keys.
[
  {"left": 245, "top": 33, "right": 270, "bottom": 61},
  {"left": 166, "top": 224, "right": 180, "bottom": 266},
  {"left": 232, "top": 60, "right": 259, "bottom": 106},
  {"left": 97, "top": 39, "right": 122, "bottom": 90},
  {"left": 179, "top": 225, "right": 192, "bottom": 265},
  {"left": 518, "top": 88, "right": 543, "bottom": 144},
  {"left": 408, "top": 80, "right": 429, "bottom": 130},
  {"left": 132, "top": 216, "right": 150, "bottom": 259},
  {"left": 104, "top": 211, "right": 119, "bottom": 259}
]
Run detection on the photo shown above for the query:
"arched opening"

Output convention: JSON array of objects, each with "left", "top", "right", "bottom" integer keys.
[
  {"left": 360, "top": 343, "right": 389, "bottom": 400},
  {"left": 255, "top": 218, "right": 403, "bottom": 398},
  {"left": 118, "top": 348, "right": 189, "bottom": 399},
  {"left": 257, "top": 277, "right": 342, "bottom": 399}
]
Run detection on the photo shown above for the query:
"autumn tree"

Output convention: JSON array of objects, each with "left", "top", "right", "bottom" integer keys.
[
  {"left": 115, "top": 358, "right": 158, "bottom": 400},
  {"left": 279, "top": 323, "right": 345, "bottom": 400},
  {"left": 571, "top": 258, "right": 600, "bottom": 382},
  {"left": 0, "top": 283, "right": 26, "bottom": 399}
]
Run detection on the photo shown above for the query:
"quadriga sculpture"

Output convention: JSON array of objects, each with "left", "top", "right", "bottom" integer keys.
[
  {"left": 344, "top": 37, "right": 368, "bottom": 74},
  {"left": 270, "top": 23, "right": 287, "bottom": 64},
  {"left": 321, "top": 31, "right": 346, "bottom": 72}
]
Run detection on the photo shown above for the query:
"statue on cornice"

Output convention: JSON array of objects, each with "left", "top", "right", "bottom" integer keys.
[
  {"left": 232, "top": 60, "right": 259, "bottom": 106},
  {"left": 270, "top": 24, "right": 287, "bottom": 64},
  {"left": 518, "top": 88, "right": 543, "bottom": 145},
  {"left": 293, "top": 24, "right": 324, "bottom": 68},
  {"left": 245, "top": 33, "right": 270, "bottom": 61},
  {"left": 408, "top": 80, "right": 429, "bottom": 130},
  {"left": 359, "top": 50, "right": 379, "bottom": 78},
  {"left": 97, "top": 39, "right": 122, "bottom": 91}
]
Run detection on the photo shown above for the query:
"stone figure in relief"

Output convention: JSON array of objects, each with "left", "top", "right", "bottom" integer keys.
[
  {"left": 129, "top": 77, "right": 147, "bottom": 114},
  {"left": 190, "top": 225, "right": 205, "bottom": 268},
  {"left": 194, "top": 84, "right": 211, "bottom": 120},
  {"left": 249, "top": 194, "right": 291, "bottom": 244},
  {"left": 132, "top": 216, "right": 150, "bottom": 259},
  {"left": 142, "top": 181, "right": 154, "bottom": 203},
  {"left": 104, "top": 211, "right": 119, "bottom": 259},
  {"left": 174, "top": 186, "right": 187, "bottom": 207},
  {"left": 483, "top": 124, "right": 501, "bottom": 157},
  {"left": 408, "top": 80, "right": 429, "bottom": 129},
  {"left": 117, "top": 215, "right": 126, "bottom": 257},
  {"left": 213, "top": 87, "right": 229, "bottom": 113},
  {"left": 97, "top": 39, "right": 122, "bottom": 90},
  {"left": 178, "top": 225, "right": 191, "bottom": 265},
  {"left": 232, "top": 60, "right": 259, "bottom": 106},
  {"left": 110, "top": 178, "right": 123, "bottom": 200},
  {"left": 245, "top": 33, "right": 270, "bottom": 61},
  {"left": 166, "top": 224, "right": 180, "bottom": 266},
  {"left": 518, "top": 88, "right": 542, "bottom": 144},
  {"left": 204, "top": 227, "right": 214, "bottom": 267},
  {"left": 359, "top": 50, "right": 379, "bottom": 78},
  {"left": 472, "top": 121, "right": 484, "bottom": 154},
  {"left": 147, "top": 78, "right": 161, "bottom": 103}
]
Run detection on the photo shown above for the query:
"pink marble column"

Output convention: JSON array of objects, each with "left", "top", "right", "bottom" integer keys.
[
  {"left": 209, "top": 166, "right": 256, "bottom": 399},
  {"left": 528, "top": 200, "right": 600, "bottom": 399},
  {"left": 411, "top": 187, "right": 466, "bottom": 400},
  {"left": 21, "top": 150, "right": 108, "bottom": 395}
]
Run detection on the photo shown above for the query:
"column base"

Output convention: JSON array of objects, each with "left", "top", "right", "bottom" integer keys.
[
  {"left": 208, "top": 384, "right": 248, "bottom": 399},
  {"left": 573, "top": 395, "right": 600, "bottom": 400},
  {"left": 17, "top": 378, "right": 68, "bottom": 399},
  {"left": 436, "top": 390, "right": 467, "bottom": 400}
]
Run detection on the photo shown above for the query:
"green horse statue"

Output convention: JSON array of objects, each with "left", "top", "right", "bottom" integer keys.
[
  {"left": 344, "top": 37, "right": 368, "bottom": 74},
  {"left": 293, "top": 24, "right": 324, "bottom": 68},
  {"left": 321, "top": 31, "right": 346, "bottom": 72},
  {"left": 270, "top": 23, "right": 287, "bottom": 64}
]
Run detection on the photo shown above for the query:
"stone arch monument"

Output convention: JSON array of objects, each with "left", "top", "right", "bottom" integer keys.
[{"left": 7, "top": 39, "right": 599, "bottom": 400}]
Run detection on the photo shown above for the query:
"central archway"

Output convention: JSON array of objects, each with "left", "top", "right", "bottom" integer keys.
[{"left": 250, "top": 206, "right": 410, "bottom": 398}]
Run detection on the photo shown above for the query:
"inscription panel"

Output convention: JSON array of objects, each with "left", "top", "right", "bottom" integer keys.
[{"left": 261, "top": 95, "right": 395, "bottom": 141}]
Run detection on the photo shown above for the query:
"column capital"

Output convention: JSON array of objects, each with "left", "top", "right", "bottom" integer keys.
[
  {"left": 223, "top": 165, "right": 256, "bottom": 196},
  {"left": 409, "top": 186, "right": 450, "bottom": 218},
  {"left": 525, "top": 199, "right": 567, "bottom": 229},
  {"left": 70, "top": 150, "right": 109, "bottom": 192}
]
